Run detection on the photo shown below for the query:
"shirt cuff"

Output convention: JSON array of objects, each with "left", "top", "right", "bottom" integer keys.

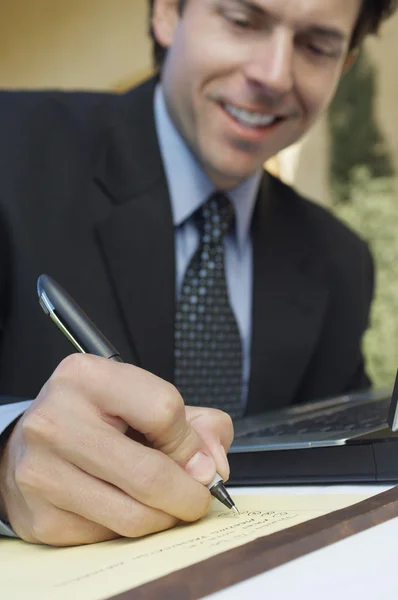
[
  {"left": 0, "top": 400, "right": 33, "bottom": 436},
  {"left": 0, "top": 400, "right": 33, "bottom": 537},
  {"left": 0, "top": 519, "right": 17, "bottom": 537}
]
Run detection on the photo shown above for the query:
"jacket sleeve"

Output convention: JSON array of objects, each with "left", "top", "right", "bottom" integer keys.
[{"left": 343, "top": 241, "right": 375, "bottom": 393}]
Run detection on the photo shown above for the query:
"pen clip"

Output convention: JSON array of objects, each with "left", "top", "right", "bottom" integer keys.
[
  {"left": 37, "top": 274, "right": 122, "bottom": 361},
  {"left": 39, "top": 290, "right": 86, "bottom": 354}
]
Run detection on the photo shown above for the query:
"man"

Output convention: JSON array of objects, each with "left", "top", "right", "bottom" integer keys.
[{"left": 0, "top": 0, "right": 396, "bottom": 545}]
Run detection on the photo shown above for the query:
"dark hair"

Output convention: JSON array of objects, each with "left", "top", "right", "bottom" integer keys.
[
  {"left": 148, "top": 0, "right": 397, "bottom": 69},
  {"left": 351, "top": 0, "right": 398, "bottom": 50}
]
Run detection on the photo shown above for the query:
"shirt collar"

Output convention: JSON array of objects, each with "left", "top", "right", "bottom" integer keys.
[{"left": 154, "top": 85, "right": 262, "bottom": 251}]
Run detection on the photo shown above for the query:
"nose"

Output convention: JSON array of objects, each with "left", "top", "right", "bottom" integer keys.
[{"left": 242, "top": 28, "right": 294, "bottom": 99}]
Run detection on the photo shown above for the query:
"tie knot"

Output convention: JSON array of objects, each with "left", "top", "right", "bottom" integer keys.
[{"left": 196, "top": 192, "right": 234, "bottom": 239}]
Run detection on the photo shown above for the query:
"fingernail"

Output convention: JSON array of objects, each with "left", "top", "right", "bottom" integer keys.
[
  {"left": 185, "top": 452, "right": 216, "bottom": 485},
  {"left": 219, "top": 445, "right": 230, "bottom": 479},
  {"left": 211, "top": 444, "right": 230, "bottom": 481}
]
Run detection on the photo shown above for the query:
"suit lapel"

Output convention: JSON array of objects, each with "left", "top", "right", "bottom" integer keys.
[
  {"left": 89, "top": 78, "right": 329, "bottom": 410},
  {"left": 246, "top": 175, "right": 329, "bottom": 415},
  {"left": 92, "top": 78, "right": 176, "bottom": 383}
]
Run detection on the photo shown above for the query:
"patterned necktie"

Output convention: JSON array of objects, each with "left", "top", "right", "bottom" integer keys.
[{"left": 174, "top": 192, "right": 243, "bottom": 419}]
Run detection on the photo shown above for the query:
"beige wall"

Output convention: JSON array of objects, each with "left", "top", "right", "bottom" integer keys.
[
  {"left": 1, "top": 2, "right": 397, "bottom": 197},
  {"left": 0, "top": 1, "right": 151, "bottom": 90}
]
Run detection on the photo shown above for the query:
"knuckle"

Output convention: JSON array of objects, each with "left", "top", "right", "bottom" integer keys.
[
  {"left": 30, "top": 513, "right": 64, "bottom": 546},
  {"left": 204, "top": 408, "right": 234, "bottom": 448},
  {"left": 184, "top": 491, "right": 212, "bottom": 523},
  {"left": 14, "top": 457, "right": 45, "bottom": 494},
  {"left": 119, "top": 510, "right": 150, "bottom": 538},
  {"left": 214, "top": 408, "right": 233, "bottom": 430},
  {"left": 130, "top": 459, "right": 164, "bottom": 503},
  {"left": 217, "top": 410, "right": 234, "bottom": 444},
  {"left": 155, "top": 384, "right": 185, "bottom": 433},
  {"left": 21, "top": 407, "right": 58, "bottom": 446},
  {"left": 118, "top": 502, "right": 176, "bottom": 539},
  {"left": 51, "top": 353, "right": 94, "bottom": 385}
]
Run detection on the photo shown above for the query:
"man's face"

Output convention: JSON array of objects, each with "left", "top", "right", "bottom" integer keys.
[{"left": 153, "top": 0, "right": 361, "bottom": 189}]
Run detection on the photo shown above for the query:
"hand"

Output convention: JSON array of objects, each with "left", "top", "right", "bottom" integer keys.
[{"left": 0, "top": 354, "right": 233, "bottom": 546}]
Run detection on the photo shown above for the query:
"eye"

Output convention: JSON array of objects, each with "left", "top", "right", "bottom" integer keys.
[
  {"left": 231, "top": 17, "right": 251, "bottom": 29},
  {"left": 308, "top": 44, "right": 329, "bottom": 56},
  {"left": 305, "top": 41, "right": 340, "bottom": 60},
  {"left": 223, "top": 11, "right": 252, "bottom": 30}
]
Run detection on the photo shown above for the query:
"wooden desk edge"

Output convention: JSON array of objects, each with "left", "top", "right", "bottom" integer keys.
[{"left": 109, "top": 486, "right": 398, "bottom": 600}]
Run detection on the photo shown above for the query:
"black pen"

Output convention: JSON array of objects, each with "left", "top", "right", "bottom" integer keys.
[{"left": 37, "top": 274, "right": 239, "bottom": 515}]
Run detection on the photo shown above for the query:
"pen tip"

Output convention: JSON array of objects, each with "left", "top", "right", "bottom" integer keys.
[{"left": 232, "top": 505, "right": 240, "bottom": 516}]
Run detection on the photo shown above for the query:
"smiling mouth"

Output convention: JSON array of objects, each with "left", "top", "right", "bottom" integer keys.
[{"left": 222, "top": 102, "right": 285, "bottom": 129}]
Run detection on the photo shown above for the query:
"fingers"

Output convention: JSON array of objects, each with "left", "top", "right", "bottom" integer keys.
[
  {"left": 186, "top": 407, "right": 234, "bottom": 481},
  {"left": 15, "top": 503, "right": 118, "bottom": 547},
  {"left": 19, "top": 360, "right": 213, "bottom": 522},
  {"left": 1, "top": 354, "right": 235, "bottom": 547},
  {"left": 4, "top": 425, "right": 182, "bottom": 546},
  {"left": 51, "top": 355, "right": 219, "bottom": 485},
  {"left": 44, "top": 356, "right": 234, "bottom": 490},
  {"left": 16, "top": 455, "right": 179, "bottom": 546},
  {"left": 22, "top": 410, "right": 212, "bottom": 522}
]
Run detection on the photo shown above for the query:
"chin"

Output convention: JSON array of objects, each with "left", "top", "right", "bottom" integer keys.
[
  {"left": 211, "top": 167, "right": 256, "bottom": 189},
  {"left": 224, "top": 160, "right": 262, "bottom": 180},
  {"left": 201, "top": 148, "right": 263, "bottom": 187}
]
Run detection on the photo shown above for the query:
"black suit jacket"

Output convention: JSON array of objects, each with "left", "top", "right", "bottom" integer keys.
[{"left": 0, "top": 78, "right": 374, "bottom": 415}]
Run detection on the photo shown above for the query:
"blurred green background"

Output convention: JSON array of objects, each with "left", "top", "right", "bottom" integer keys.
[{"left": 328, "top": 51, "right": 398, "bottom": 388}]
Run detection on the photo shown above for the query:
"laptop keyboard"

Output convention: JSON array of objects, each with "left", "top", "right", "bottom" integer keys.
[{"left": 239, "top": 397, "right": 391, "bottom": 438}]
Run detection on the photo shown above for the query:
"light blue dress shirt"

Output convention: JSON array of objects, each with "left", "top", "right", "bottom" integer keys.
[
  {"left": 154, "top": 85, "right": 261, "bottom": 405},
  {"left": 0, "top": 86, "right": 262, "bottom": 536}
]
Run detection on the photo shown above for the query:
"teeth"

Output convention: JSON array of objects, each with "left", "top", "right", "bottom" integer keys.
[{"left": 224, "top": 104, "right": 277, "bottom": 127}]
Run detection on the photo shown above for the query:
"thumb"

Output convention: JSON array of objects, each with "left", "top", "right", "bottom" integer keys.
[{"left": 146, "top": 396, "right": 218, "bottom": 486}]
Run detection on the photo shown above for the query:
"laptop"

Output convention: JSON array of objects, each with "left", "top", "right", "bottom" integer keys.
[{"left": 228, "top": 370, "right": 398, "bottom": 485}]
